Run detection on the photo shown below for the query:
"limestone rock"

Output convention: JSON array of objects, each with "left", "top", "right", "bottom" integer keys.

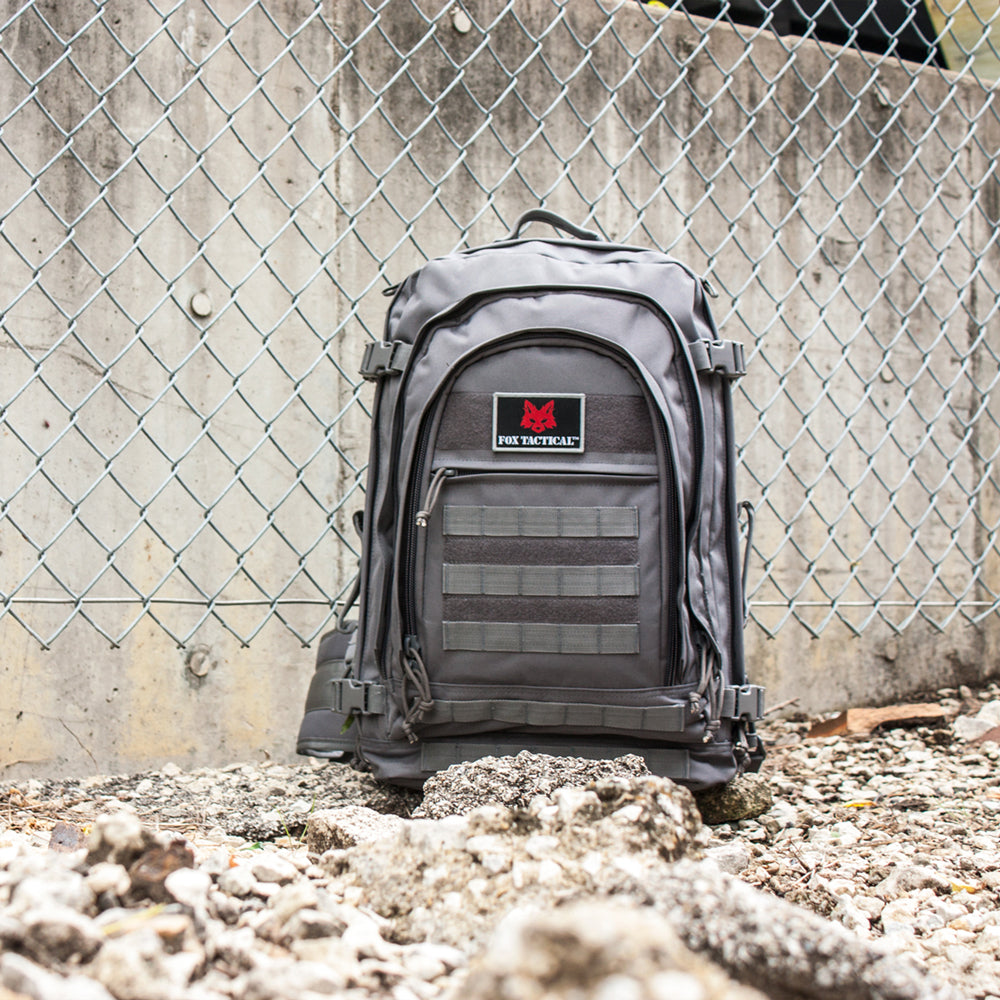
[
  {"left": 456, "top": 900, "right": 769, "bottom": 1000},
  {"left": 415, "top": 751, "right": 650, "bottom": 819},
  {"left": 305, "top": 806, "right": 406, "bottom": 853},
  {"left": 335, "top": 774, "right": 703, "bottom": 948},
  {"left": 86, "top": 813, "right": 154, "bottom": 869},
  {"left": 0, "top": 953, "right": 115, "bottom": 1000}
]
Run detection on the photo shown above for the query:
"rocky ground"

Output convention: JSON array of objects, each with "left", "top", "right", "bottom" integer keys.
[{"left": 2, "top": 683, "right": 1000, "bottom": 999}]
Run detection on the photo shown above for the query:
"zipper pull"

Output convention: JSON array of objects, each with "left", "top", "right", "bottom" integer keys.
[
  {"left": 401, "top": 636, "right": 434, "bottom": 743},
  {"left": 415, "top": 468, "right": 455, "bottom": 527}
]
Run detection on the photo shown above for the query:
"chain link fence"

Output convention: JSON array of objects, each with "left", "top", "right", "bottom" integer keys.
[{"left": 2, "top": 0, "right": 1000, "bottom": 651}]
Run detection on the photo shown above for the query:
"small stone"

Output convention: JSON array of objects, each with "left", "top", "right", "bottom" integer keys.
[
  {"left": 87, "top": 813, "right": 152, "bottom": 868},
  {"left": 86, "top": 863, "right": 130, "bottom": 898},
  {"left": 832, "top": 896, "right": 872, "bottom": 935},
  {"left": 880, "top": 897, "right": 920, "bottom": 935},
  {"left": 807, "top": 821, "right": 862, "bottom": 846},
  {"left": 269, "top": 880, "right": 319, "bottom": 924},
  {"left": 21, "top": 905, "right": 104, "bottom": 963},
  {"left": 47, "top": 821, "right": 86, "bottom": 854},
  {"left": 250, "top": 853, "right": 299, "bottom": 886},
  {"left": 0, "top": 952, "right": 115, "bottom": 1000},
  {"left": 955, "top": 716, "right": 996, "bottom": 741},
  {"left": 10, "top": 871, "right": 95, "bottom": 917},
  {"left": 217, "top": 865, "right": 258, "bottom": 898},
  {"left": 876, "top": 865, "right": 952, "bottom": 900},
  {"left": 694, "top": 774, "right": 773, "bottom": 825},
  {"left": 553, "top": 786, "right": 603, "bottom": 824},
  {"left": 282, "top": 908, "right": 344, "bottom": 941},
  {"left": 306, "top": 806, "right": 406, "bottom": 853},
  {"left": 164, "top": 867, "right": 212, "bottom": 911},
  {"left": 128, "top": 839, "right": 195, "bottom": 902},
  {"left": 704, "top": 841, "right": 752, "bottom": 875}
]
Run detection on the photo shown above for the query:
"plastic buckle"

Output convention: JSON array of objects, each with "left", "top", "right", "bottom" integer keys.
[
  {"left": 332, "top": 678, "right": 386, "bottom": 715},
  {"left": 690, "top": 340, "right": 747, "bottom": 380},
  {"left": 359, "top": 341, "right": 410, "bottom": 381},
  {"left": 723, "top": 685, "right": 765, "bottom": 720}
]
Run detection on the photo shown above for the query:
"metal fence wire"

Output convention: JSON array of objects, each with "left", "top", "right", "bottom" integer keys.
[{"left": 2, "top": 0, "right": 1000, "bottom": 650}]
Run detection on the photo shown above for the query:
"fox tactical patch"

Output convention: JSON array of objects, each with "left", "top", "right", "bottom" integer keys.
[{"left": 492, "top": 393, "right": 585, "bottom": 452}]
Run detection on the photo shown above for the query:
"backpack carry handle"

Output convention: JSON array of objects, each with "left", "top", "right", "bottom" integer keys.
[{"left": 506, "top": 208, "right": 601, "bottom": 242}]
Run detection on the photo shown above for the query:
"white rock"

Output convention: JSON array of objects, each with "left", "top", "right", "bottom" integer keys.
[
  {"left": 21, "top": 904, "right": 104, "bottom": 963},
  {"left": 217, "top": 864, "right": 257, "bottom": 898},
  {"left": 704, "top": 841, "right": 751, "bottom": 875},
  {"left": 807, "top": 821, "right": 862, "bottom": 847},
  {"left": 10, "top": 871, "right": 95, "bottom": 916},
  {"left": 306, "top": 806, "right": 406, "bottom": 853},
  {"left": 86, "top": 862, "right": 130, "bottom": 897},
  {"left": 1, "top": 952, "right": 115, "bottom": 1000},
  {"left": 880, "top": 897, "right": 920, "bottom": 935},
  {"left": 250, "top": 853, "right": 298, "bottom": 886},
  {"left": 832, "top": 896, "right": 871, "bottom": 935},
  {"left": 164, "top": 867, "right": 213, "bottom": 911},
  {"left": 954, "top": 715, "right": 997, "bottom": 741},
  {"left": 269, "top": 880, "right": 319, "bottom": 924}
]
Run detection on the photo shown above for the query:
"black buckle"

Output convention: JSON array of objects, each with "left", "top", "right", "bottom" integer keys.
[
  {"left": 689, "top": 340, "right": 747, "bottom": 380},
  {"left": 722, "top": 685, "right": 765, "bottom": 720},
  {"left": 360, "top": 341, "right": 410, "bottom": 381},
  {"left": 331, "top": 678, "right": 386, "bottom": 715}
]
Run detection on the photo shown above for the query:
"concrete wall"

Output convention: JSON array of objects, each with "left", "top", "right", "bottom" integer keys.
[{"left": 2, "top": 0, "right": 999, "bottom": 778}]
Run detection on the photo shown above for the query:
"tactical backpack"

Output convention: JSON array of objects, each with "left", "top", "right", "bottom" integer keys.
[{"left": 297, "top": 209, "right": 765, "bottom": 788}]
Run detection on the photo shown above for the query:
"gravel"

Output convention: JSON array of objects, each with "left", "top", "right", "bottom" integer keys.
[{"left": 1, "top": 682, "right": 999, "bottom": 999}]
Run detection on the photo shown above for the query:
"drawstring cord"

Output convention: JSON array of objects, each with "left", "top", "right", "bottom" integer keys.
[
  {"left": 416, "top": 468, "right": 455, "bottom": 527},
  {"left": 691, "top": 641, "right": 724, "bottom": 742},
  {"left": 401, "top": 637, "right": 434, "bottom": 743}
]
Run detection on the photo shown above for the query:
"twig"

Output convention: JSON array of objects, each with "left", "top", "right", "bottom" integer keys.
[{"left": 763, "top": 697, "right": 800, "bottom": 717}]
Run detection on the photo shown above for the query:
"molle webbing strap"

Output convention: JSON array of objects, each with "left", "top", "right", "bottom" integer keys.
[
  {"left": 420, "top": 741, "right": 692, "bottom": 780},
  {"left": 422, "top": 698, "right": 687, "bottom": 731},
  {"left": 443, "top": 563, "right": 639, "bottom": 597},
  {"left": 443, "top": 505, "right": 638, "bottom": 538},
  {"left": 442, "top": 621, "right": 639, "bottom": 654}
]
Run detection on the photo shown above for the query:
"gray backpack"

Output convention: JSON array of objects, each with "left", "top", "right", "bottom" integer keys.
[{"left": 297, "top": 210, "right": 765, "bottom": 788}]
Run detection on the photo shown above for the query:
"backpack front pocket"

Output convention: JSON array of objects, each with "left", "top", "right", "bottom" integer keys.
[{"left": 416, "top": 471, "right": 669, "bottom": 691}]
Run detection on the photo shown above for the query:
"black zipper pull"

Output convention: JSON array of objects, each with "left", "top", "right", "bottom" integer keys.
[{"left": 415, "top": 468, "right": 456, "bottom": 527}]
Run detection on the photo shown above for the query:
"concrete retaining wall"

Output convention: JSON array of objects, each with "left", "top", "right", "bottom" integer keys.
[{"left": 2, "top": 0, "right": 998, "bottom": 778}]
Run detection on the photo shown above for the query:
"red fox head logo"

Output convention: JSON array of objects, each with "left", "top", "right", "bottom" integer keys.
[{"left": 521, "top": 399, "right": 557, "bottom": 434}]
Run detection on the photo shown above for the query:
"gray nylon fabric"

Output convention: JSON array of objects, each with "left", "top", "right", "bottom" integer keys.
[{"left": 349, "top": 227, "right": 758, "bottom": 789}]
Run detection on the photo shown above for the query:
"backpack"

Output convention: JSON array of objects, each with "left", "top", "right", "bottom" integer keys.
[{"left": 297, "top": 209, "right": 765, "bottom": 789}]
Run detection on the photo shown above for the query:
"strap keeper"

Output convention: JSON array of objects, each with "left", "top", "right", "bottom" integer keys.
[
  {"left": 360, "top": 341, "right": 411, "bottom": 381},
  {"left": 331, "top": 678, "right": 386, "bottom": 715},
  {"left": 689, "top": 339, "right": 747, "bottom": 380},
  {"left": 721, "top": 685, "right": 765, "bottom": 720}
]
